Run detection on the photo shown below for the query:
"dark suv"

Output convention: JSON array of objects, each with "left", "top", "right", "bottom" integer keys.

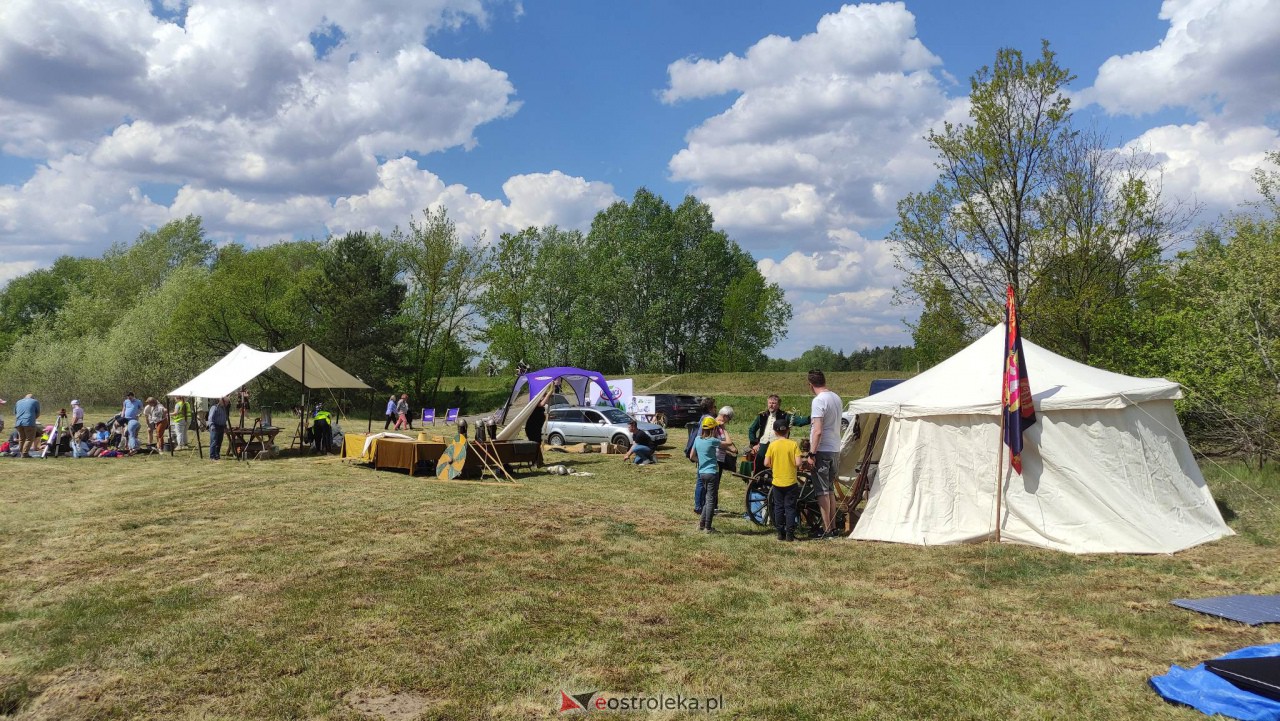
[{"left": 652, "top": 394, "right": 702, "bottom": 428}]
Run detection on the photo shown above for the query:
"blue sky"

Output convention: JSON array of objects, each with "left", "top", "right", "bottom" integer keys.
[{"left": 1, "top": 0, "right": 1277, "bottom": 357}]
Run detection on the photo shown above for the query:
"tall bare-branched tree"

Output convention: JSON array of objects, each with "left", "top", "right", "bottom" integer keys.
[{"left": 892, "top": 42, "right": 1192, "bottom": 365}]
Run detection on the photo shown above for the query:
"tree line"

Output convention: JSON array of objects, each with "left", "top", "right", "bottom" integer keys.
[
  {"left": 893, "top": 42, "right": 1280, "bottom": 466},
  {"left": 762, "top": 345, "right": 913, "bottom": 373},
  {"left": 0, "top": 192, "right": 790, "bottom": 408}
]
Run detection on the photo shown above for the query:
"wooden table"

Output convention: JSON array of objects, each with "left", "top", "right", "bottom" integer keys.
[
  {"left": 227, "top": 427, "right": 282, "bottom": 457},
  {"left": 340, "top": 434, "right": 447, "bottom": 476}
]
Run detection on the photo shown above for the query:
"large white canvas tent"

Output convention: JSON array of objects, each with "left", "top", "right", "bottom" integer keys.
[
  {"left": 168, "top": 343, "right": 370, "bottom": 399},
  {"left": 840, "top": 324, "right": 1233, "bottom": 554}
]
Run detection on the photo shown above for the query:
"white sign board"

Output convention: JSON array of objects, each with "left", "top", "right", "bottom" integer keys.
[
  {"left": 588, "top": 378, "right": 633, "bottom": 410},
  {"left": 627, "top": 395, "right": 656, "bottom": 420}
]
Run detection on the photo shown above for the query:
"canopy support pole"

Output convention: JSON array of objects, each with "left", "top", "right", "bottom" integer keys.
[
  {"left": 292, "top": 345, "right": 309, "bottom": 452},
  {"left": 192, "top": 403, "right": 204, "bottom": 460}
]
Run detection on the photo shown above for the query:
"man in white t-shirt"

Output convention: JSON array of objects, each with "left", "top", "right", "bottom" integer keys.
[{"left": 806, "top": 369, "right": 843, "bottom": 538}]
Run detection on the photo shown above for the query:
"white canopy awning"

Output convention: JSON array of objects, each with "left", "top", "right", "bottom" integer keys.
[{"left": 167, "top": 343, "right": 370, "bottom": 399}]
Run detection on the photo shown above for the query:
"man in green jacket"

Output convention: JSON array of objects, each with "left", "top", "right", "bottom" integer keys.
[{"left": 747, "top": 394, "right": 809, "bottom": 476}]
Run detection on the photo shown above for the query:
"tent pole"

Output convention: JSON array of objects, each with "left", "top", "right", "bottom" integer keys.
[
  {"left": 366, "top": 390, "right": 375, "bottom": 433},
  {"left": 295, "top": 345, "right": 308, "bottom": 453},
  {"left": 994, "top": 411, "right": 1006, "bottom": 543},
  {"left": 193, "top": 398, "right": 204, "bottom": 460}
]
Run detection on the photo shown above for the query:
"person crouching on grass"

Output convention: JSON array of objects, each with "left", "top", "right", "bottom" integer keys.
[
  {"left": 764, "top": 419, "right": 802, "bottom": 542},
  {"left": 621, "top": 419, "right": 655, "bottom": 465}
]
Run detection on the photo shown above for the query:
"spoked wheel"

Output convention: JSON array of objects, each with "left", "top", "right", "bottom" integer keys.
[
  {"left": 795, "top": 476, "right": 824, "bottom": 536},
  {"left": 793, "top": 470, "right": 849, "bottom": 537},
  {"left": 744, "top": 470, "right": 773, "bottom": 527}
]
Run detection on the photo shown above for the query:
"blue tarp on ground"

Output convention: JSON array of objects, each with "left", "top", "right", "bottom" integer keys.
[
  {"left": 1150, "top": 643, "right": 1280, "bottom": 720},
  {"left": 1173, "top": 595, "right": 1280, "bottom": 626}
]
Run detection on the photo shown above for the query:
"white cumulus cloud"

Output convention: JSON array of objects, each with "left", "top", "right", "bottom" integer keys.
[
  {"left": 662, "top": 2, "right": 958, "bottom": 255},
  {"left": 0, "top": 0, "right": 612, "bottom": 271},
  {"left": 1124, "top": 122, "right": 1277, "bottom": 213},
  {"left": 1086, "top": 0, "right": 1280, "bottom": 120},
  {"left": 758, "top": 236, "right": 898, "bottom": 291}
]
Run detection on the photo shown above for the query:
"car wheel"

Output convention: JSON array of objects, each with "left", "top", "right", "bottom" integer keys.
[
  {"left": 611, "top": 433, "right": 630, "bottom": 448},
  {"left": 547, "top": 433, "right": 565, "bottom": 446}
]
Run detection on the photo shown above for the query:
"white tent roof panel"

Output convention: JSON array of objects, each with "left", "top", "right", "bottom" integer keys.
[
  {"left": 850, "top": 324, "right": 1181, "bottom": 418},
  {"left": 167, "top": 343, "right": 370, "bottom": 399}
]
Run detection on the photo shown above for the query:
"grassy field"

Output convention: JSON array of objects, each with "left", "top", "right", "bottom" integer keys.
[{"left": 1, "top": 432, "right": 1277, "bottom": 720}]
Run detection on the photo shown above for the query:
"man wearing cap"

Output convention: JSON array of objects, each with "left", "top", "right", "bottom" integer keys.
[
  {"left": 69, "top": 399, "right": 85, "bottom": 434},
  {"left": 14, "top": 393, "right": 40, "bottom": 458},
  {"left": 121, "top": 392, "right": 143, "bottom": 452},
  {"left": 748, "top": 394, "right": 810, "bottom": 476},
  {"left": 171, "top": 396, "right": 191, "bottom": 450},
  {"left": 805, "top": 369, "right": 844, "bottom": 539}
]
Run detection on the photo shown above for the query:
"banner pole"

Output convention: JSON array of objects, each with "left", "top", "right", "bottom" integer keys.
[{"left": 995, "top": 409, "right": 1006, "bottom": 543}]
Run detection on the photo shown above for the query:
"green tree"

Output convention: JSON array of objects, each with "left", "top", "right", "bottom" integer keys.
[
  {"left": 169, "top": 242, "right": 324, "bottom": 356},
  {"left": 0, "top": 256, "right": 94, "bottom": 353},
  {"left": 891, "top": 43, "right": 1188, "bottom": 364},
  {"left": 909, "top": 281, "right": 972, "bottom": 369},
  {"left": 1167, "top": 154, "right": 1280, "bottom": 466},
  {"left": 394, "top": 208, "right": 489, "bottom": 403},
  {"left": 584, "top": 189, "right": 684, "bottom": 371},
  {"left": 794, "top": 345, "right": 844, "bottom": 373},
  {"left": 714, "top": 256, "right": 792, "bottom": 371},
  {"left": 893, "top": 42, "right": 1074, "bottom": 327},
  {"left": 583, "top": 190, "right": 790, "bottom": 372},
  {"left": 477, "top": 225, "right": 589, "bottom": 369},
  {"left": 311, "top": 231, "right": 405, "bottom": 388}
]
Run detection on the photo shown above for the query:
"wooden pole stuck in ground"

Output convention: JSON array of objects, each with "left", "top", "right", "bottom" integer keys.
[{"left": 995, "top": 411, "right": 1006, "bottom": 544}]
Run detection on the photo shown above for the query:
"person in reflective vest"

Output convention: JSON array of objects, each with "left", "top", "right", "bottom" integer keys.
[
  {"left": 312, "top": 406, "right": 334, "bottom": 454},
  {"left": 171, "top": 396, "right": 191, "bottom": 450}
]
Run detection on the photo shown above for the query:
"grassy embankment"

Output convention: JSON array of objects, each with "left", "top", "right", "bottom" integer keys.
[{"left": 1, "top": 370, "right": 1277, "bottom": 720}]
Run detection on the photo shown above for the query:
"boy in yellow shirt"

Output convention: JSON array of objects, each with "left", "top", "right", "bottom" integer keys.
[{"left": 763, "top": 419, "right": 801, "bottom": 542}]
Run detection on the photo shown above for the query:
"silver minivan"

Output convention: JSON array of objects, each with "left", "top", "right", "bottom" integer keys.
[{"left": 544, "top": 406, "right": 667, "bottom": 447}]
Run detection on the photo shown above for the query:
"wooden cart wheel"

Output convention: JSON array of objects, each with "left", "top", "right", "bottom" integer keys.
[{"left": 744, "top": 470, "right": 773, "bottom": 527}]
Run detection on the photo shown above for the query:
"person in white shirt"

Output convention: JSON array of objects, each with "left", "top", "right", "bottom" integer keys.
[
  {"left": 805, "top": 369, "right": 844, "bottom": 539},
  {"left": 69, "top": 399, "right": 85, "bottom": 433},
  {"left": 143, "top": 397, "right": 169, "bottom": 450}
]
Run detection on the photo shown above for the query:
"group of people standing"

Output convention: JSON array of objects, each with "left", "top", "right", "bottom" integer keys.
[
  {"left": 2, "top": 391, "right": 213, "bottom": 458},
  {"left": 686, "top": 370, "right": 844, "bottom": 541}
]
